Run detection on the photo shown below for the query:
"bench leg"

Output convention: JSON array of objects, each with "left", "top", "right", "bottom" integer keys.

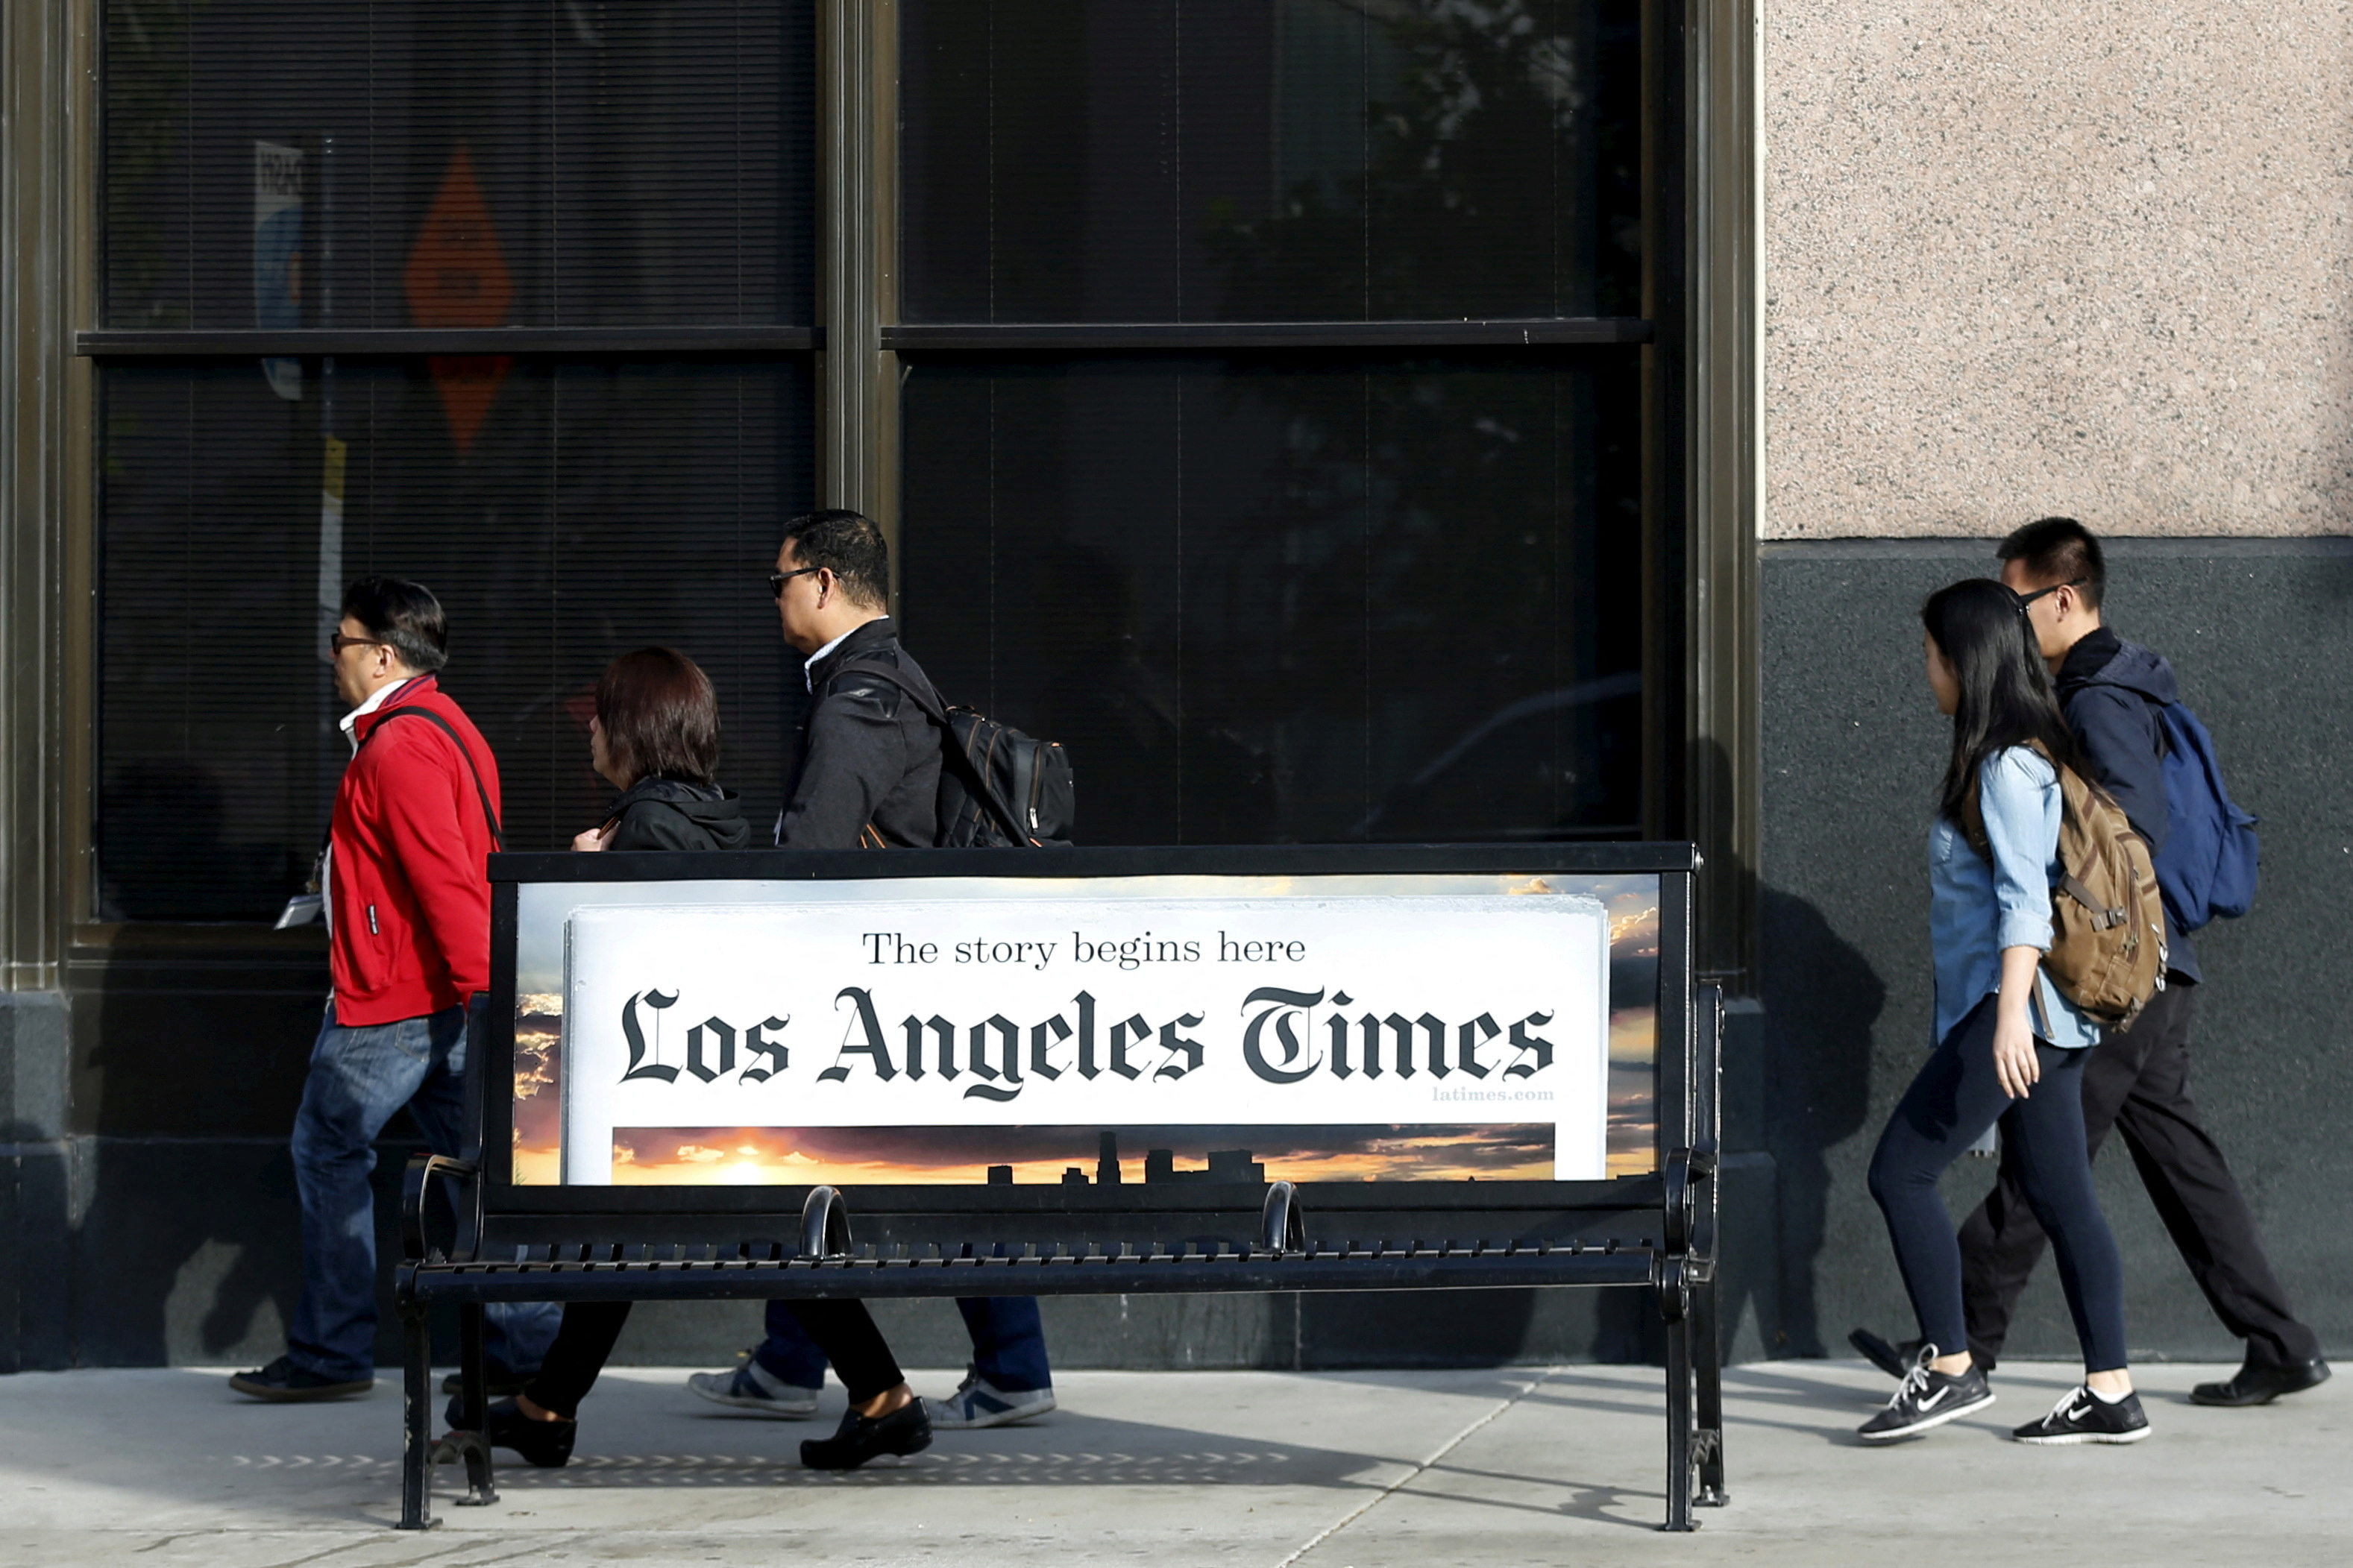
[
  {"left": 453, "top": 1303, "right": 500, "bottom": 1508},
  {"left": 398, "top": 1301, "right": 436, "bottom": 1531},
  {"left": 1692, "top": 1273, "right": 1728, "bottom": 1507},
  {"left": 1660, "top": 1284, "right": 1696, "bottom": 1532}
]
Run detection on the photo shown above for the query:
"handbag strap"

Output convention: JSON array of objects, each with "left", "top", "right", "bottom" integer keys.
[{"left": 359, "top": 705, "right": 506, "bottom": 849}]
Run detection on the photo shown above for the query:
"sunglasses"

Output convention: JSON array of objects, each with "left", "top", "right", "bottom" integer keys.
[
  {"left": 328, "top": 633, "right": 390, "bottom": 655},
  {"left": 2015, "top": 578, "right": 2087, "bottom": 608},
  {"left": 767, "top": 565, "right": 823, "bottom": 598}
]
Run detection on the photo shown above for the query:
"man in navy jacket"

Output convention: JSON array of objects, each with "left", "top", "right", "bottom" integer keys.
[{"left": 1858, "top": 519, "right": 2326, "bottom": 1406}]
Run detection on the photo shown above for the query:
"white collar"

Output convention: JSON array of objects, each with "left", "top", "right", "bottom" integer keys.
[{"left": 339, "top": 676, "right": 409, "bottom": 752}]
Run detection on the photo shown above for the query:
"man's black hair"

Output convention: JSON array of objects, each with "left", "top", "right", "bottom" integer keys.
[
  {"left": 1997, "top": 515, "right": 2105, "bottom": 611},
  {"left": 779, "top": 509, "right": 889, "bottom": 610},
  {"left": 342, "top": 576, "right": 449, "bottom": 673}
]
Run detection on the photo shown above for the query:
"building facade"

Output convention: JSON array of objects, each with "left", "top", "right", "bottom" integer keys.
[{"left": 3, "top": 3, "right": 2343, "bottom": 1372}]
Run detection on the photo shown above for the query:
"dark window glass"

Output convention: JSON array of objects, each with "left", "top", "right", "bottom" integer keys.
[
  {"left": 97, "top": 358, "right": 811, "bottom": 920},
  {"left": 900, "top": 0, "right": 1642, "bottom": 324},
  {"left": 900, "top": 354, "right": 1644, "bottom": 846},
  {"left": 103, "top": 1, "right": 814, "bottom": 330}
]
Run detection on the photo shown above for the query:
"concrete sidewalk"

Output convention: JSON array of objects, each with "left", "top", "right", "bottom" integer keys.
[{"left": 0, "top": 1361, "right": 2340, "bottom": 1566}]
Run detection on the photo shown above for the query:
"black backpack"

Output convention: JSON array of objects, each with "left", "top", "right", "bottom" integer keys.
[{"left": 835, "top": 658, "right": 1074, "bottom": 848}]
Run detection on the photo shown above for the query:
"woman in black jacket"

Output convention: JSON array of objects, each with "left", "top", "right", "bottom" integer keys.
[
  {"left": 573, "top": 649, "right": 754, "bottom": 855},
  {"left": 462, "top": 648, "right": 752, "bottom": 1464}
]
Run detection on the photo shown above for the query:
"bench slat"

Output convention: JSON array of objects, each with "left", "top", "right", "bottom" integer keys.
[{"left": 405, "top": 1245, "right": 1657, "bottom": 1305}]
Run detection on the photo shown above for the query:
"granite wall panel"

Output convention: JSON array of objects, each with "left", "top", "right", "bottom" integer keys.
[{"left": 1760, "top": 538, "right": 2352, "bottom": 1364}]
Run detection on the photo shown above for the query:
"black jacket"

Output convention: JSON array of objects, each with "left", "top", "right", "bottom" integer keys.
[
  {"left": 2055, "top": 626, "right": 2198, "bottom": 983},
  {"left": 777, "top": 617, "right": 943, "bottom": 849},
  {"left": 604, "top": 776, "right": 754, "bottom": 853}
]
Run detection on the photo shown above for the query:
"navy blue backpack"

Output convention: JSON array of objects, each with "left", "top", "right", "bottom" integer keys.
[{"left": 2151, "top": 701, "right": 2259, "bottom": 932}]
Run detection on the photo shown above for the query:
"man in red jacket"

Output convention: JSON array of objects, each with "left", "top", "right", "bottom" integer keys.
[{"left": 232, "top": 578, "right": 558, "bottom": 1400}]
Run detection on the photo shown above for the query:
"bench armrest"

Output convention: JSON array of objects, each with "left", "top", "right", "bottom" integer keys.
[{"left": 402, "top": 1153, "right": 483, "bottom": 1265}]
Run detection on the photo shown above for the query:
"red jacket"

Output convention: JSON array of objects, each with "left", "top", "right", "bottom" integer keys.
[{"left": 330, "top": 677, "right": 503, "bottom": 1025}]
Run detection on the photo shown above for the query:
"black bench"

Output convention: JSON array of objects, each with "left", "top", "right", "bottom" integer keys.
[{"left": 397, "top": 844, "right": 1727, "bottom": 1531}]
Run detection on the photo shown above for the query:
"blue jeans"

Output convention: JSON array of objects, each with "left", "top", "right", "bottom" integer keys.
[
  {"left": 755, "top": 1296, "right": 1051, "bottom": 1393},
  {"left": 287, "top": 998, "right": 562, "bottom": 1382}
]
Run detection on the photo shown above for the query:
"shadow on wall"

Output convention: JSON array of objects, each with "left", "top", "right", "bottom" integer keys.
[
  {"left": 60, "top": 927, "right": 439, "bottom": 1370},
  {"left": 1756, "top": 888, "right": 1885, "bottom": 1357}
]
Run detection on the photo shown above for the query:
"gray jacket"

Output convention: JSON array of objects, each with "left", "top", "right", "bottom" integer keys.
[{"left": 776, "top": 617, "right": 943, "bottom": 850}]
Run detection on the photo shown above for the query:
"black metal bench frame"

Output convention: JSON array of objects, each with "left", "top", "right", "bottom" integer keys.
[{"left": 397, "top": 843, "right": 1726, "bottom": 1531}]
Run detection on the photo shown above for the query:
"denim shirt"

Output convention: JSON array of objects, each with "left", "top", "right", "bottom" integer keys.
[{"left": 1928, "top": 746, "right": 2099, "bottom": 1051}]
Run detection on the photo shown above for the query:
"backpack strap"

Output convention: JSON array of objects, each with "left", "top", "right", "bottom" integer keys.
[
  {"left": 829, "top": 657, "right": 1035, "bottom": 846},
  {"left": 359, "top": 705, "right": 506, "bottom": 850}
]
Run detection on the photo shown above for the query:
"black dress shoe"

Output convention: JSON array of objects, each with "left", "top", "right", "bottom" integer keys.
[
  {"left": 2190, "top": 1356, "right": 2331, "bottom": 1407},
  {"left": 800, "top": 1399, "right": 933, "bottom": 1470},
  {"left": 447, "top": 1395, "right": 577, "bottom": 1467},
  {"left": 442, "top": 1368, "right": 535, "bottom": 1398},
  {"left": 227, "top": 1355, "right": 374, "bottom": 1402},
  {"left": 1849, "top": 1329, "right": 1921, "bottom": 1381}
]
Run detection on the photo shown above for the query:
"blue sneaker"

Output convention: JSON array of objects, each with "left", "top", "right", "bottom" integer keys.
[
  {"left": 922, "top": 1367, "right": 1056, "bottom": 1429},
  {"left": 685, "top": 1354, "right": 821, "bottom": 1418}
]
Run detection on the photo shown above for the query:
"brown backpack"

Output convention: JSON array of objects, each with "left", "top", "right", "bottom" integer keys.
[{"left": 1967, "top": 744, "right": 2168, "bottom": 1031}]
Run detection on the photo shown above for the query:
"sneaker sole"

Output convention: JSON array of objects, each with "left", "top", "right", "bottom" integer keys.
[
  {"left": 926, "top": 1393, "right": 1057, "bottom": 1429},
  {"left": 2014, "top": 1424, "right": 2152, "bottom": 1446},
  {"left": 1857, "top": 1390, "right": 1996, "bottom": 1442},
  {"left": 228, "top": 1376, "right": 374, "bottom": 1402},
  {"left": 687, "top": 1385, "right": 818, "bottom": 1420}
]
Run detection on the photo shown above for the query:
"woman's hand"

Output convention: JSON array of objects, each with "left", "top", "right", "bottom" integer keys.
[
  {"left": 572, "top": 822, "right": 615, "bottom": 853},
  {"left": 1993, "top": 944, "right": 2044, "bottom": 1099},
  {"left": 1993, "top": 1007, "right": 2041, "bottom": 1099}
]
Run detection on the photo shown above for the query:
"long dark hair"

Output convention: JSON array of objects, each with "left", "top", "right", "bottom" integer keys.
[
  {"left": 1921, "top": 578, "right": 2083, "bottom": 836},
  {"left": 596, "top": 647, "right": 720, "bottom": 789}
]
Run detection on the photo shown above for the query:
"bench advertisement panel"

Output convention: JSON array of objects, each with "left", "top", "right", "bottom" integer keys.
[{"left": 509, "top": 871, "right": 1661, "bottom": 1188}]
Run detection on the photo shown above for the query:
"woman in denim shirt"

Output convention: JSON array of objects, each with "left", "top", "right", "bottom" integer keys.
[{"left": 1859, "top": 579, "right": 2147, "bottom": 1446}]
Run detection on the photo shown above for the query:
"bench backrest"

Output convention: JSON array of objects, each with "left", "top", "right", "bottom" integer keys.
[{"left": 467, "top": 845, "right": 1709, "bottom": 1261}]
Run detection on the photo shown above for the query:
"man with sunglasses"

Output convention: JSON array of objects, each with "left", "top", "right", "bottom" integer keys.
[
  {"left": 231, "top": 578, "right": 559, "bottom": 1400},
  {"left": 1852, "top": 517, "right": 2326, "bottom": 1408},
  {"left": 673, "top": 511, "right": 1057, "bottom": 1466}
]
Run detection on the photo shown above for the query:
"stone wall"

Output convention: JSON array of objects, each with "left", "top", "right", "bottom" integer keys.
[{"left": 1765, "top": 4, "right": 2353, "bottom": 538}]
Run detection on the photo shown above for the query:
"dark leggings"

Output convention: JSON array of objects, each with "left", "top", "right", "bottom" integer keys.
[
  {"left": 1867, "top": 995, "right": 2128, "bottom": 1373},
  {"left": 525, "top": 1298, "right": 906, "bottom": 1420}
]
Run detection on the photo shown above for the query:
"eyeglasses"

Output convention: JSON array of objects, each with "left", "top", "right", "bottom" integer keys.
[
  {"left": 2015, "top": 579, "right": 2087, "bottom": 608},
  {"left": 767, "top": 565, "right": 823, "bottom": 598},
  {"left": 328, "top": 633, "right": 389, "bottom": 655}
]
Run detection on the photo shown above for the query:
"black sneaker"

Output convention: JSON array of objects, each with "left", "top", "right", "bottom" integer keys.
[
  {"left": 799, "top": 1399, "right": 933, "bottom": 1470},
  {"left": 447, "top": 1395, "right": 576, "bottom": 1468},
  {"left": 1850, "top": 1328, "right": 1923, "bottom": 1381},
  {"left": 1858, "top": 1346, "right": 1995, "bottom": 1442},
  {"left": 227, "top": 1356, "right": 374, "bottom": 1402},
  {"left": 2011, "top": 1386, "right": 2151, "bottom": 1445}
]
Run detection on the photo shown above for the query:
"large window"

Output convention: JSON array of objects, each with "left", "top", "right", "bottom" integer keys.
[
  {"left": 893, "top": 0, "right": 1653, "bottom": 847},
  {"left": 92, "top": 1, "right": 816, "bottom": 920},
  {"left": 89, "top": 0, "right": 1668, "bottom": 922}
]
